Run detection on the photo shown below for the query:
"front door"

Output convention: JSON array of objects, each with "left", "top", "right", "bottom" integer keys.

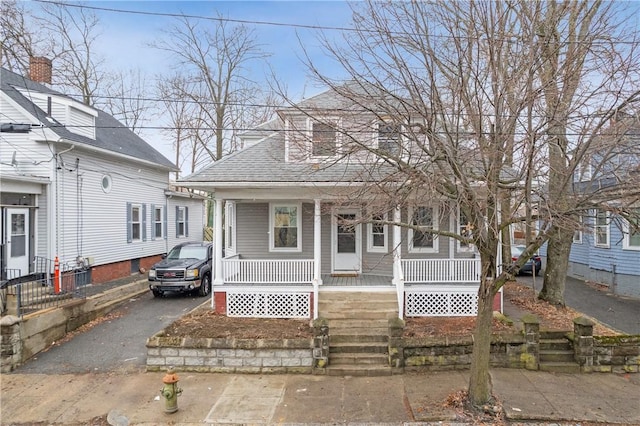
[
  {"left": 333, "top": 209, "right": 361, "bottom": 273},
  {"left": 5, "top": 208, "right": 29, "bottom": 277}
]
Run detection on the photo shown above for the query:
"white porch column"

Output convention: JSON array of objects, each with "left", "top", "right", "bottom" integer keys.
[
  {"left": 393, "top": 205, "right": 402, "bottom": 281},
  {"left": 314, "top": 199, "right": 322, "bottom": 284},
  {"left": 214, "top": 197, "right": 224, "bottom": 286},
  {"left": 313, "top": 199, "right": 322, "bottom": 320}
]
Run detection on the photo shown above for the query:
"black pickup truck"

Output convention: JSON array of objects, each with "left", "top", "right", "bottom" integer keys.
[{"left": 148, "top": 241, "right": 213, "bottom": 297}]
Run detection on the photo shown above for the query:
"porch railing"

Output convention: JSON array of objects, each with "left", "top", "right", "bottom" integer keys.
[
  {"left": 401, "top": 259, "right": 481, "bottom": 283},
  {"left": 222, "top": 259, "right": 314, "bottom": 284}
]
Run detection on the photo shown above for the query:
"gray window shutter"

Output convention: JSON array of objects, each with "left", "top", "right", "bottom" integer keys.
[
  {"left": 126, "top": 202, "right": 132, "bottom": 243},
  {"left": 151, "top": 204, "right": 156, "bottom": 240},
  {"left": 142, "top": 204, "right": 147, "bottom": 241},
  {"left": 163, "top": 206, "right": 168, "bottom": 240},
  {"left": 185, "top": 206, "right": 189, "bottom": 237}
]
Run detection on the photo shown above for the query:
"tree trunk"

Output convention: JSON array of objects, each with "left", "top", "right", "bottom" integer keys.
[
  {"left": 539, "top": 225, "right": 572, "bottom": 306},
  {"left": 467, "top": 278, "right": 496, "bottom": 406}
]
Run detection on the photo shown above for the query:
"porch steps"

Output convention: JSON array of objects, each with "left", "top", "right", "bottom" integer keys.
[
  {"left": 319, "top": 291, "right": 397, "bottom": 376},
  {"left": 539, "top": 331, "right": 580, "bottom": 373}
]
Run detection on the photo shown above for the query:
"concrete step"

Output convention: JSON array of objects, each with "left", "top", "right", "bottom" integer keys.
[
  {"left": 319, "top": 291, "right": 396, "bottom": 302},
  {"left": 325, "top": 365, "right": 393, "bottom": 377},
  {"left": 539, "top": 362, "right": 581, "bottom": 374},
  {"left": 329, "top": 352, "right": 388, "bottom": 365},
  {"left": 327, "top": 319, "right": 389, "bottom": 329},
  {"left": 540, "top": 330, "right": 569, "bottom": 340},
  {"left": 540, "top": 350, "right": 575, "bottom": 363},
  {"left": 330, "top": 333, "right": 388, "bottom": 344},
  {"left": 330, "top": 341, "right": 388, "bottom": 354},
  {"left": 321, "top": 309, "right": 397, "bottom": 320},
  {"left": 540, "top": 338, "right": 572, "bottom": 352}
]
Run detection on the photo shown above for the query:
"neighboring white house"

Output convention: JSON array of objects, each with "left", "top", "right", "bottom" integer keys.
[
  {"left": 180, "top": 84, "right": 501, "bottom": 319},
  {"left": 0, "top": 60, "right": 204, "bottom": 283}
]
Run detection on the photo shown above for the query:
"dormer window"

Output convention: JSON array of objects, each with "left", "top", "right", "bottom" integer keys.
[
  {"left": 311, "top": 121, "right": 338, "bottom": 157},
  {"left": 377, "top": 122, "right": 401, "bottom": 156}
]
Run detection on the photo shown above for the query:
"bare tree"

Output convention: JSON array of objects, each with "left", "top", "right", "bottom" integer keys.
[
  {"left": 294, "top": 0, "right": 640, "bottom": 408},
  {"left": 152, "top": 14, "right": 269, "bottom": 167},
  {"left": 536, "top": 0, "right": 640, "bottom": 306},
  {"left": 0, "top": 1, "right": 42, "bottom": 74},
  {"left": 33, "top": 2, "right": 106, "bottom": 106},
  {"left": 101, "top": 69, "right": 152, "bottom": 135}
]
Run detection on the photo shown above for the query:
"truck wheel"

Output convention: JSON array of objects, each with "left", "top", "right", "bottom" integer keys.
[
  {"left": 152, "top": 289, "right": 163, "bottom": 298},
  {"left": 198, "top": 274, "right": 211, "bottom": 297}
]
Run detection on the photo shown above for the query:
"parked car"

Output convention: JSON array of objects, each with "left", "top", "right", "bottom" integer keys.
[
  {"left": 511, "top": 245, "right": 542, "bottom": 276},
  {"left": 148, "top": 242, "right": 213, "bottom": 297}
]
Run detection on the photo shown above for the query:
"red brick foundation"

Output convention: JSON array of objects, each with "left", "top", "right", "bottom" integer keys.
[
  {"left": 90, "top": 255, "right": 163, "bottom": 284},
  {"left": 214, "top": 292, "right": 227, "bottom": 315}
]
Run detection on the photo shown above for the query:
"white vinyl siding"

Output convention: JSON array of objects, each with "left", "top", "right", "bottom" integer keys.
[{"left": 69, "top": 106, "right": 96, "bottom": 139}]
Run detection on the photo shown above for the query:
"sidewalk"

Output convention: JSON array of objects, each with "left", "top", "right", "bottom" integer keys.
[{"left": 2, "top": 369, "right": 639, "bottom": 425}]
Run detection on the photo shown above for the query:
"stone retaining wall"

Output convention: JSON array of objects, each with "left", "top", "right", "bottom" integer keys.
[{"left": 145, "top": 335, "right": 315, "bottom": 374}]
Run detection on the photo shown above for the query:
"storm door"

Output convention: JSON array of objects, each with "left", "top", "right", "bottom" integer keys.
[
  {"left": 332, "top": 209, "right": 361, "bottom": 273},
  {"left": 5, "top": 208, "right": 29, "bottom": 277}
]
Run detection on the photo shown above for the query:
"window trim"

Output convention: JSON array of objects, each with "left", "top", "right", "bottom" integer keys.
[
  {"left": 376, "top": 120, "right": 403, "bottom": 157},
  {"left": 573, "top": 215, "right": 583, "bottom": 244},
  {"left": 408, "top": 205, "right": 439, "bottom": 253},
  {"left": 622, "top": 209, "right": 640, "bottom": 251},
  {"left": 367, "top": 212, "right": 388, "bottom": 253},
  {"left": 307, "top": 118, "right": 340, "bottom": 160},
  {"left": 594, "top": 210, "right": 610, "bottom": 248},
  {"left": 269, "top": 202, "right": 302, "bottom": 252}
]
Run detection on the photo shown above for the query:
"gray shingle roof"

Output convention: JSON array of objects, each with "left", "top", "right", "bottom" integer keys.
[
  {"left": 180, "top": 133, "right": 392, "bottom": 187},
  {"left": 1, "top": 67, "right": 176, "bottom": 170}
]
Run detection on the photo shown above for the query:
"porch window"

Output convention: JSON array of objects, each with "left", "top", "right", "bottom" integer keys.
[
  {"left": 311, "top": 121, "right": 337, "bottom": 157},
  {"left": 594, "top": 210, "right": 609, "bottom": 248},
  {"left": 270, "top": 203, "right": 301, "bottom": 251},
  {"left": 377, "top": 121, "right": 401, "bottom": 156},
  {"left": 225, "top": 201, "right": 235, "bottom": 252},
  {"left": 409, "top": 206, "right": 438, "bottom": 253},
  {"left": 367, "top": 213, "right": 388, "bottom": 253},
  {"left": 623, "top": 208, "right": 640, "bottom": 250},
  {"left": 176, "top": 206, "right": 189, "bottom": 238},
  {"left": 458, "top": 209, "right": 474, "bottom": 251},
  {"left": 151, "top": 205, "right": 165, "bottom": 240},
  {"left": 126, "top": 202, "right": 146, "bottom": 243}
]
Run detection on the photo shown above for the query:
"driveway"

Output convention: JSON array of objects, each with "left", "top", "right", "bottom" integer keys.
[
  {"left": 13, "top": 291, "right": 207, "bottom": 374},
  {"left": 516, "top": 274, "right": 640, "bottom": 335}
]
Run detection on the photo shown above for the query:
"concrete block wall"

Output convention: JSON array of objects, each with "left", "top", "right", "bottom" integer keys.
[{"left": 146, "top": 335, "right": 314, "bottom": 374}]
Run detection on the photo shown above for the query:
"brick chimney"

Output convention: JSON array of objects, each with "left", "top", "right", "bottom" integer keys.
[{"left": 29, "top": 57, "right": 52, "bottom": 84}]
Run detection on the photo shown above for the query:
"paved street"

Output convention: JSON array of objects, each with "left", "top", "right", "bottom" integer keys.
[
  {"left": 516, "top": 274, "right": 640, "bottom": 335},
  {"left": 14, "top": 289, "right": 207, "bottom": 374}
]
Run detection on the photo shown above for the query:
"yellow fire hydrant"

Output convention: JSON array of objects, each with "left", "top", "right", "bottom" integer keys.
[{"left": 160, "top": 367, "right": 183, "bottom": 413}]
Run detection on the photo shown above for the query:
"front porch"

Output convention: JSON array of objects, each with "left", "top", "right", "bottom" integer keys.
[{"left": 212, "top": 258, "right": 497, "bottom": 318}]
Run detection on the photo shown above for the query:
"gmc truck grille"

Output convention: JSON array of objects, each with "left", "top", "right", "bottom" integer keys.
[{"left": 156, "top": 269, "right": 185, "bottom": 279}]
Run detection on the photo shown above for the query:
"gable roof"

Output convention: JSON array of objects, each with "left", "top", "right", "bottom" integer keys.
[{"left": 1, "top": 67, "right": 176, "bottom": 170}]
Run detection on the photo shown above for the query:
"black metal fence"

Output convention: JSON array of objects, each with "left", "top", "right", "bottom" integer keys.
[{"left": 0, "top": 257, "right": 90, "bottom": 317}]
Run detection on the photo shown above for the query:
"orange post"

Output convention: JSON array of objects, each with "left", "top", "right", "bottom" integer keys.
[{"left": 54, "top": 256, "right": 60, "bottom": 294}]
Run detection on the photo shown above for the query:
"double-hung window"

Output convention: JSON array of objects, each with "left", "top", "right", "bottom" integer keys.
[
  {"left": 311, "top": 121, "right": 338, "bottom": 157},
  {"left": 377, "top": 121, "right": 401, "bottom": 157},
  {"left": 409, "top": 206, "right": 438, "bottom": 253},
  {"left": 151, "top": 205, "right": 165, "bottom": 240},
  {"left": 270, "top": 203, "right": 301, "bottom": 251},
  {"left": 594, "top": 210, "right": 609, "bottom": 248},
  {"left": 623, "top": 208, "right": 640, "bottom": 250},
  {"left": 458, "top": 209, "right": 474, "bottom": 251},
  {"left": 225, "top": 201, "right": 235, "bottom": 252},
  {"left": 126, "top": 202, "right": 146, "bottom": 243},
  {"left": 573, "top": 215, "right": 583, "bottom": 244},
  {"left": 367, "top": 213, "right": 388, "bottom": 253},
  {"left": 176, "top": 206, "right": 188, "bottom": 238}
]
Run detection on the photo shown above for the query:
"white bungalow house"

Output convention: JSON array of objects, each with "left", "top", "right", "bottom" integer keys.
[
  {"left": 0, "top": 60, "right": 204, "bottom": 284},
  {"left": 180, "top": 85, "right": 501, "bottom": 320}
]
